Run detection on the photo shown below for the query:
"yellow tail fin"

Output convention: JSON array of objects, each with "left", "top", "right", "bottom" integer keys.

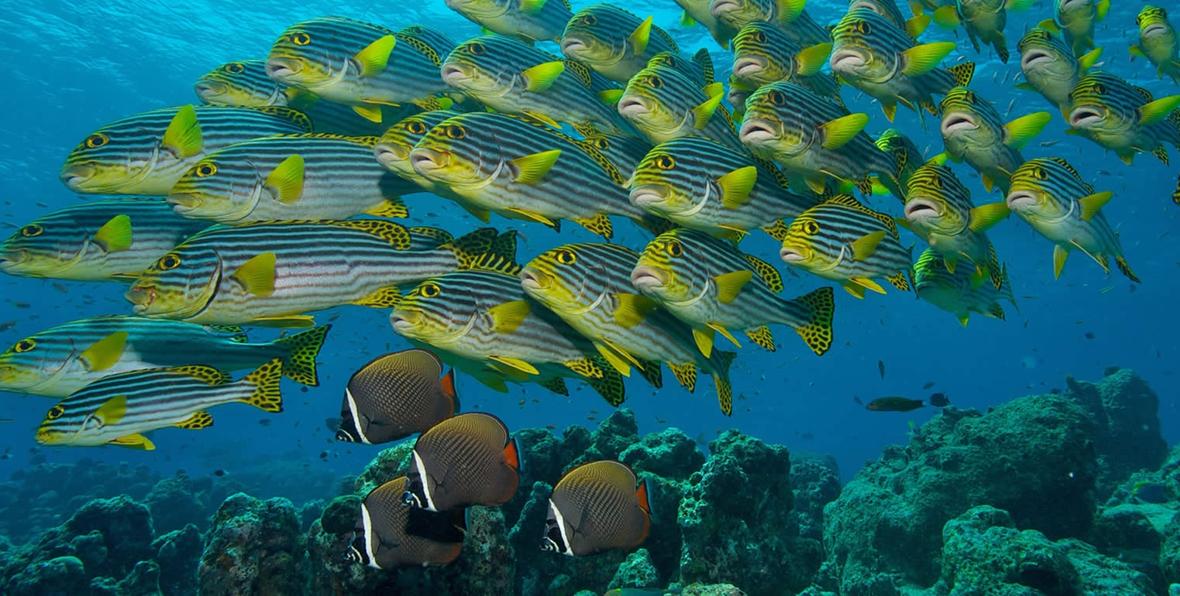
[{"left": 242, "top": 358, "right": 284, "bottom": 413}]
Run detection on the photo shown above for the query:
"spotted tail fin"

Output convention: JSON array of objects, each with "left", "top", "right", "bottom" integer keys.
[{"left": 274, "top": 325, "right": 331, "bottom": 386}]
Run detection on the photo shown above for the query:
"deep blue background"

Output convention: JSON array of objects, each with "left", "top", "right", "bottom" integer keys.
[{"left": 0, "top": 0, "right": 1175, "bottom": 503}]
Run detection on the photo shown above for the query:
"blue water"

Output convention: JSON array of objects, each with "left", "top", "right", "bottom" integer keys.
[{"left": 0, "top": 0, "right": 1175, "bottom": 504}]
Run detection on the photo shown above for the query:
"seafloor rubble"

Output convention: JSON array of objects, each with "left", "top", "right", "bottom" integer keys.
[{"left": 0, "top": 368, "right": 1175, "bottom": 595}]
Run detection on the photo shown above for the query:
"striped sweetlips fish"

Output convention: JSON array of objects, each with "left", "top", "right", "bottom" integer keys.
[
  {"left": 1130, "top": 5, "right": 1180, "bottom": 83},
  {"left": 0, "top": 198, "right": 209, "bottom": 281},
  {"left": 740, "top": 82, "right": 905, "bottom": 197},
  {"left": 35, "top": 359, "right": 284, "bottom": 450},
  {"left": 729, "top": 22, "right": 839, "bottom": 106},
  {"left": 709, "top": 0, "right": 830, "bottom": 48},
  {"left": 0, "top": 316, "right": 328, "bottom": 397},
  {"left": 560, "top": 4, "right": 680, "bottom": 82},
  {"left": 1006, "top": 157, "right": 1138, "bottom": 282},
  {"left": 1066, "top": 71, "right": 1180, "bottom": 164},
  {"left": 779, "top": 194, "right": 913, "bottom": 298},
  {"left": 167, "top": 133, "right": 415, "bottom": 224},
  {"left": 444, "top": 0, "right": 574, "bottom": 43},
  {"left": 913, "top": 247, "right": 1016, "bottom": 326},
  {"left": 938, "top": 86, "right": 1051, "bottom": 194},
  {"left": 125, "top": 220, "right": 517, "bottom": 326},
  {"left": 391, "top": 270, "right": 629, "bottom": 406},
  {"left": 521, "top": 243, "right": 739, "bottom": 415},
  {"left": 1043, "top": 0, "right": 1108, "bottom": 57},
  {"left": 61, "top": 105, "right": 311, "bottom": 195},
  {"left": 628, "top": 137, "right": 817, "bottom": 240},
  {"left": 929, "top": 0, "right": 1034, "bottom": 64},
  {"left": 267, "top": 18, "right": 457, "bottom": 123},
  {"left": 617, "top": 62, "right": 740, "bottom": 151},
  {"left": 633, "top": 228, "right": 836, "bottom": 357},
  {"left": 829, "top": 8, "right": 975, "bottom": 122},
  {"left": 409, "top": 111, "right": 662, "bottom": 239},
  {"left": 1015, "top": 27, "right": 1101, "bottom": 118}
]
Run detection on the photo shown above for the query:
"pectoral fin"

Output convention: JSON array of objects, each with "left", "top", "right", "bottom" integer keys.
[
  {"left": 796, "top": 43, "right": 832, "bottom": 77},
  {"left": 93, "top": 215, "right": 133, "bottom": 253},
  {"left": 614, "top": 293, "right": 658, "bottom": 328},
  {"left": 901, "top": 42, "right": 956, "bottom": 77},
  {"left": 968, "top": 202, "right": 1010, "bottom": 232},
  {"left": 511, "top": 149, "right": 561, "bottom": 184},
  {"left": 850, "top": 230, "right": 886, "bottom": 261},
  {"left": 80, "top": 332, "right": 128, "bottom": 372},
  {"left": 355, "top": 35, "right": 396, "bottom": 77},
  {"left": 95, "top": 395, "right": 128, "bottom": 426},
  {"left": 713, "top": 270, "right": 753, "bottom": 304},
  {"left": 488, "top": 300, "right": 530, "bottom": 333},
  {"left": 522, "top": 61, "right": 565, "bottom": 92},
  {"left": 1077, "top": 191, "right": 1112, "bottom": 221},
  {"left": 717, "top": 166, "right": 757, "bottom": 209},
  {"left": 266, "top": 154, "right": 305, "bottom": 204},
  {"left": 233, "top": 252, "right": 276, "bottom": 297},
  {"left": 692, "top": 92, "right": 723, "bottom": 129},
  {"left": 1138, "top": 94, "right": 1180, "bottom": 126},
  {"left": 1003, "top": 112, "right": 1051, "bottom": 149},
  {"left": 820, "top": 113, "right": 869, "bottom": 150},
  {"left": 629, "top": 16, "right": 653, "bottom": 54},
  {"left": 162, "top": 105, "right": 203, "bottom": 158}
]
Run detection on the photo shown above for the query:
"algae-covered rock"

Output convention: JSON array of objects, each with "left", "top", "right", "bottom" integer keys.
[
  {"left": 197, "top": 493, "right": 304, "bottom": 596},
  {"left": 6, "top": 555, "right": 88, "bottom": 596},
  {"left": 153, "top": 524, "right": 202, "bottom": 596},
  {"left": 609, "top": 548, "right": 661, "bottom": 589},
  {"left": 620, "top": 427, "right": 705, "bottom": 480},
  {"left": 352, "top": 441, "right": 415, "bottom": 495},
  {"left": 790, "top": 454, "right": 841, "bottom": 541}
]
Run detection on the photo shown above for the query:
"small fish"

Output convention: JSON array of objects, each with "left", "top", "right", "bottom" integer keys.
[
  {"left": 445, "top": 0, "right": 573, "bottom": 43},
  {"left": 851, "top": 0, "right": 930, "bottom": 39},
  {"left": 931, "top": 0, "right": 1034, "bottom": 63},
  {"left": 1006, "top": 158, "right": 1139, "bottom": 282},
  {"left": 373, "top": 110, "right": 489, "bottom": 220},
  {"left": 35, "top": 359, "right": 284, "bottom": 450},
  {"left": 873, "top": 128, "right": 925, "bottom": 195},
  {"left": 213, "top": 469, "right": 226, "bottom": 477},
  {"left": 336, "top": 349, "right": 458, "bottom": 444},
  {"left": 0, "top": 199, "right": 209, "bottom": 281},
  {"left": 1043, "top": 0, "right": 1109, "bottom": 57},
  {"left": 1015, "top": 27, "right": 1102, "bottom": 116},
  {"left": 730, "top": 22, "right": 840, "bottom": 105},
  {"left": 938, "top": 87, "right": 1051, "bottom": 194},
  {"left": 866, "top": 396, "right": 924, "bottom": 411},
  {"left": 560, "top": 5, "right": 679, "bottom": 82},
  {"left": 922, "top": 381, "right": 935, "bottom": 389},
  {"left": 404, "top": 412, "right": 521, "bottom": 511},
  {"left": 1130, "top": 6, "right": 1180, "bottom": 83},
  {"left": 709, "top": 0, "right": 829, "bottom": 47},
  {"left": 779, "top": 195, "right": 913, "bottom": 299},
  {"left": 675, "top": 0, "right": 739, "bottom": 46},
  {"left": 914, "top": 247, "right": 1015, "bottom": 325},
  {"left": 618, "top": 62, "right": 741, "bottom": 151},
  {"left": 541, "top": 460, "right": 651, "bottom": 556},
  {"left": 61, "top": 105, "right": 310, "bottom": 195},
  {"left": 346, "top": 476, "right": 465, "bottom": 569},
  {"left": 928, "top": 392, "right": 950, "bottom": 407},
  {"left": 878, "top": 359, "right": 885, "bottom": 379},
  {"left": 1066, "top": 72, "right": 1180, "bottom": 165}
]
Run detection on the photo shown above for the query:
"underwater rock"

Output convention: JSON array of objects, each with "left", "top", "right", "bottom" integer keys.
[
  {"left": 153, "top": 524, "right": 202, "bottom": 596},
  {"left": 939, "top": 505, "right": 1154, "bottom": 594},
  {"left": 821, "top": 391, "right": 1099, "bottom": 592},
  {"left": 1163, "top": 516, "right": 1180, "bottom": 586},
  {"left": 789, "top": 454, "right": 841, "bottom": 541},
  {"left": 5, "top": 555, "right": 88, "bottom": 596},
  {"left": 91, "top": 559, "right": 162, "bottom": 596},
  {"left": 680, "top": 583, "right": 747, "bottom": 595},
  {"left": 304, "top": 518, "right": 383, "bottom": 595},
  {"left": 569, "top": 409, "right": 640, "bottom": 466},
  {"left": 679, "top": 430, "right": 820, "bottom": 596},
  {"left": 609, "top": 548, "right": 661, "bottom": 589},
  {"left": 62, "top": 495, "right": 156, "bottom": 580},
  {"left": 298, "top": 499, "right": 326, "bottom": 532},
  {"left": 409, "top": 506, "right": 516, "bottom": 593},
  {"left": 620, "top": 427, "right": 706, "bottom": 480},
  {"left": 352, "top": 441, "right": 415, "bottom": 495},
  {"left": 1063, "top": 369, "right": 1167, "bottom": 495},
  {"left": 197, "top": 492, "right": 304, "bottom": 596},
  {"left": 146, "top": 472, "right": 216, "bottom": 534}
]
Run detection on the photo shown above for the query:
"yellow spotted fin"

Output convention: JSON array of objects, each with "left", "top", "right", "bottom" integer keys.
[
  {"left": 176, "top": 411, "right": 213, "bottom": 430},
  {"left": 241, "top": 359, "right": 284, "bottom": 412}
]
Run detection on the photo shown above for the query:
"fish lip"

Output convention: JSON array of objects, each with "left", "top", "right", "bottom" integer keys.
[
  {"left": 629, "top": 185, "right": 669, "bottom": 207},
  {"left": 60, "top": 164, "right": 96, "bottom": 190},
  {"left": 830, "top": 48, "right": 867, "bottom": 72},
  {"left": 903, "top": 198, "right": 941, "bottom": 220},
  {"left": 1006, "top": 190, "right": 1038, "bottom": 210},
  {"left": 710, "top": 0, "right": 740, "bottom": 18},
  {"left": 194, "top": 81, "right": 227, "bottom": 100},
  {"left": 733, "top": 56, "right": 767, "bottom": 77},
  {"left": 739, "top": 118, "right": 780, "bottom": 145},
  {"left": 266, "top": 57, "right": 300, "bottom": 81},
  {"left": 940, "top": 112, "right": 979, "bottom": 135},
  {"left": 779, "top": 246, "right": 805, "bottom": 263},
  {"left": 519, "top": 267, "right": 548, "bottom": 291},
  {"left": 125, "top": 283, "right": 157, "bottom": 311},
  {"left": 617, "top": 94, "right": 650, "bottom": 118},
  {"left": 1020, "top": 49, "right": 1053, "bottom": 70},
  {"left": 373, "top": 143, "right": 409, "bottom": 169},
  {"left": 1143, "top": 24, "right": 1167, "bottom": 37},
  {"left": 440, "top": 64, "right": 471, "bottom": 86},
  {"left": 389, "top": 312, "right": 416, "bottom": 333},
  {"left": 409, "top": 148, "right": 447, "bottom": 176},
  {"left": 630, "top": 265, "right": 666, "bottom": 290},
  {"left": 1068, "top": 106, "right": 1104, "bottom": 128},
  {"left": 166, "top": 193, "right": 202, "bottom": 210},
  {"left": 560, "top": 37, "right": 588, "bottom": 57}
]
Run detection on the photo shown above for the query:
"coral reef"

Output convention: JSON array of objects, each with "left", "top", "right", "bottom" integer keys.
[{"left": 197, "top": 493, "right": 304, "bottom": 596}]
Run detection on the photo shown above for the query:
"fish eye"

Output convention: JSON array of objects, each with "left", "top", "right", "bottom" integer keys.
[
  {"left": 665, "top": 240, "right": 683, "bottom": 257},
  {"left": 1091, "top": 83, "right": 1105, "bottom": 94},
  {"left": 1033, "top": 166, "right": 1048, "bottom": 180},
  {"left": 580, "top": 14, "right": 598, "bottom": 26},
  {"left": 752, "top": 31, "right": 767, "bottom": 43},
  {"left": 224, "top": 62, "right": 245, "bottom": 74},
  {"left": 419, "top": 283, "right": 441, "bottom": 298},
  {"left": 157, "top": 253, "right": 182, "bottom": 271},
  {"left": 802, "top": 221, "right": 820, "bottom": 235},
  {"left": 588, "top": 137, "right": 608, "bottom": 150},
  {"left": 555, "top": 249, "right": 577, "bottom": 265},
  {"left": 647, "top": 75, "right": 664, "bottom": 89},
  {"left": 406, "top": 120, "right": 428, "bottom": 135},
  {"left": 290, "top": 32, "right": 311, "bottom": 46},
  {"left": 46, "top": 405, "right": 64, "bottom": 420},
  {"left": 654, "top": 155, "right": 675, "bottom": 170},
  {"left": 84, "top": 133, "right": 109, "bottom": 149},
  {"left": 963, "top": 90, "right": 975, "bottom": 104},
  {"left": 468, "top": 42, "right": 486, "bottom": 56},
  {"left": 195, "top": 162, "right": 218, "bottom": 177},
  {"left": 767, "top": 90, "right": 786, "bottom": 106},
  {"left": 445, "top": 124, "right": 466, "bottom": 140},
  {"left": 13, "top": 338, "right": 36, "bottom": 353},
  {"left": 19, "top": 224, "right": 43, "bottom": 238}
]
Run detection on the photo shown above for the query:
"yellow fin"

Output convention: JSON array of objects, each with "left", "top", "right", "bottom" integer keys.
[
  {"left": 355, "top": 35, "right": 396, "bottom": 77},
  {"left": 901, "top": 42, "right": 956, "bottom": 77},
  {"left": 1038, "top": 18, "right": 1060, "bottom": 34},
  {"left": 1077, "top": 191, "right": 1112, "bottom": 221},
  {"left": 702, "top": 82, "right": 725, "bottom": 98},
  {"left": 488, "top": 300, "right": 531, "bottom": 334},
  {"left": 777, "top": 0, "right": 806, "bottom": 22},
  {"left": 692, "top": 92, "right": 723, "bottom": 129},
  {"left": 850, "top": 276, "right": 887, "bottom": 294},
  {"left": 882, "top": 102, "right": 897, "bottom": 122},
  {"left": 714, "top": 270, "right": 752, "bottom": 304},
  {"left": 511, "top": 149, "right": 561, "bottom": 184},
  {"left": 507, "top": 207, "right": 559, "bottom": 227},
  {"left": 250, "top": 315, "right": 316, "bottom": 328},
  {"left": 95, "top": 395, "right": 128, "bottom": 426},
  {"left": 364, "top": 198, "right": 409, "bottom": 218},
  {"left": 629, "top": 16, "right": 653, "bottom": 54},
  {"left": 162, "top": 105, "right": 203, "bottom": 158},
  {"left": 93, "top": 215, "right": 133, "bottom": 253},
  {"left": 595, "top": 341, "right": 636, "bottom": 375},
  {"left": 266, "top": 154, "right": 305, "bottom": 204},
  {"left": 80, "top": 331, "right": 128, "bottom": 372},
  {"left": 743, "top": 253, "right": 783, "bottom": 292},
  {"left": 110, "top": 433, "right": 155, "bottom": 450},
  {"left": 1095, "top": 0, "right": 1109, "bottom": 20},
  {"left": 796, "top": 43, "right": 832, "bottom": 77},
  {"left": 717, "top": 166, "right": 757, "bottom": 209},
  {"left": 1078, "top": 47, "right": 1103, "bottom": 71},
  {"left": 706, "top": 322, "right": 742, "bottom": 348},
  {"left": 352, "top": 104, "right": 384, "bottom": 123},
  {"left": 681, "top": 10, "right": 696, "bottom": 26},
  {"left": 805, "top": 175, "right": 828, "bottom": 194},
  {"left": 692, "top": 327, "right": 714, "bottom": 358},
  {"left": 1052, "top": 244, "right": 1068, "bottom": 279},
  {"left": 906, "top": 14, "right": 931, "bottom": 38},
  {"left": 522, "top": 61, "right": 565, "bottom": 92},
  {"left": 489, "top": 355, "right": 540, "bottom": 375},
  {"left": 614, "top": 293, "right": 658, "bottom": 328},
  {"left": 932, "top": 5, "right": 960, "bottom": 28},
  {"left": 233, "top": 252, "right": 276, "bottom": 297},
  {"left": 1139, "top": 95, "right": 1180, "bottom": 126},
  {"left": 850, "top": 230, "right": 886, "bottom": 261},
  {"left": 599, "top": 89, "right": 624, "bottom": 104},
  {"left": 1004, "top": 112, "right": 1051, "bottom": 149},
  {"left": 842, "top": 282, "right": 866, "bottom": 299},
  {"left": 176, "top": 411, "right": 213, "bottom": 430},
  {"left": 968, "top": 202, "right": 1010, "bottom": 232},
  {"left": 520, "top": 0, "right": 547, "bottom": 14},
  {"left": 981, "top": 173, "right": 995, "bottom": 193},
  {"left": 353, "top": 286, "right": 401, "bottom": 308},
  {"left": 820, "top": 113, "right": 869, "bottom": 150}
]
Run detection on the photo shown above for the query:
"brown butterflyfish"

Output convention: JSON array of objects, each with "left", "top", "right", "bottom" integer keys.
[
  {"left": 403, "top": 412, "right": 521, "bottom": 511},
  {"left": 542, "top": 460, "right": 652, "bottom": 556},
  {"left": 336, "top": 349, "right": 458, "bottom": 444},
  {"left": 346, "top": 476, "right": 467, "bottom": 569}
]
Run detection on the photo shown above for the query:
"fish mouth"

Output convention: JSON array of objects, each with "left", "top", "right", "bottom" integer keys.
[
  {"left": 940, "top": 112, "right": 978, "bottom": 135},
  {"left": 1006, "top": 190, "right": 1038, "bottom": 210},
  {"left": 389, "top": 311, "right": 419, "bottom": 334},
  {"left": 629, "top": 185, "right": 670, "bottom": 208},
  {"left": 630, "top": 265, "right": 666, "bottom": 290},
  {"left": 1143, "top": 24, "right": 1167, "bottom": 37},
  {"left": 60, "top": 164, "right": 96, "bottom": 190},
  {"left": 739, "top": 119, "right": 780, "bottom": 145},
  {"left": 710, "top": 0, "right": 741, "bottom": 17},
  {"left": 617, "top": 94, "right": 650, "bottom": 118},
  {"left": 194, "top": 81, "right": 227, "bottom": 100},
  {"left": 519, "top": 267, "right": 550, "bottom": 292},
  {"left": 830, "top": 49, "right": 867, "bottom": 72},
  {"left": 560, "top": 37, "right": 588, "bottom": 57},
  {"left": 1020, "top": 49, "right": 1053, "bottom": 70},
  {"left": 904, "top": 198, "right": 941, "bottom": 220},
  {"left": 1069, "top": 106, "right": 1104, "bottom": 128},
  {"left": 125, "top": 283, "right": 157, "bottom": 311},
  {"left": 373, "top": 143, "right": 409, "bottom": 169},
  {"left": 166, "top": 193, "right": 203, "bottom": 210},
  {"left": 441, "top": 64, "right": 471, "bottom": 86},
  {"left": 266, "top": 57, "right": 301, "bottom": 81},
  {"left": 733, "top": 56, "right": 767, "bottom": 78},
  {"left": 779, "top": 245, "right": 806, "bottom": 263},
  {"left": 409, "top": 148, "right": 450, "bottom": 176}
]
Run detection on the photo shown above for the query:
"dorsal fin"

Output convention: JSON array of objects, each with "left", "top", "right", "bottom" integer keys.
[
  {"left": 742, "top": 254, "right": 784, "bottom": 292},
  {"left": 824, "top": 194, "right": 898, "bottom": 235},
  {"left": 169, "top": 364, "right": 231, "bottom": 385},
  {"left": 396, "top": 29, "right": 442, "bottom": 66},
  {"left": 330, "top": 220, "right": 411, "bottom": 249},
  {"left": 563, "top": 59, "right": 593, "bottom": 87},
  {"left": 1048, "top": 157, "right": 1081, "bottom": 179},
  {"left": 253, "top": 106, "right": 313, "bottom": 131}
]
